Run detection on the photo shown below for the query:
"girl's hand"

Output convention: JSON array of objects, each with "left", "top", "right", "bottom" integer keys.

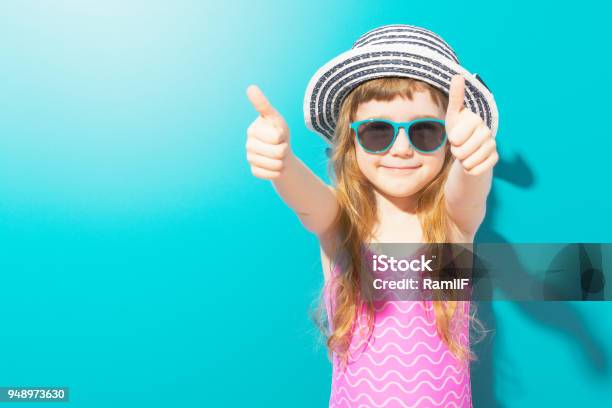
[
  {"left": 445, "top": 75, "right": 499, "bottom": 176},
  {"left": 246, "top": 85, "right": 292, "bottom": 180}
]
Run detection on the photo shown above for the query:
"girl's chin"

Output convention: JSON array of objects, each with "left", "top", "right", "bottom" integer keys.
[{"left": 374, "top": 183, "right": 423, "bottom": 198}]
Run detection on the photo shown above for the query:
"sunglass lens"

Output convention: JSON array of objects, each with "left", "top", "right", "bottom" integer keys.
[
  {"left": 409, "top": 121, "right": 446, "bottom": 152},
  {"left": 357, "top": 121, "right": 395, "bottom": 152}
]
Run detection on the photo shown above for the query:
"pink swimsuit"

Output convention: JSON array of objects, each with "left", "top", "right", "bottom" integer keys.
[{"left": 324, "top": 248, "right": 473, "bottom": 408}]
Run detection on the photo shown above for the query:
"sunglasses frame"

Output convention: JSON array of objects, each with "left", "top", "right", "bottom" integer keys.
[{"left": 350, "top": 118, "right": 447, "bottom": 154}]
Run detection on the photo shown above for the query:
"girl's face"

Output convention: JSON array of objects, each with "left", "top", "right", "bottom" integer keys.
[{"left": 353, "top": 91, "right": 448, "bottom": 198}]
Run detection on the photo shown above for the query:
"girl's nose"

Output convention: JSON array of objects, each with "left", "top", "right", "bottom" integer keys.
[{"left": 389, "top": 127, "right": 414, "bottom": 156}]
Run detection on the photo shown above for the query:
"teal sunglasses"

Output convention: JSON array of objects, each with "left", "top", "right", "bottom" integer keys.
[{"left": 350, "top": 118, "right": 447, "bottom": 154}]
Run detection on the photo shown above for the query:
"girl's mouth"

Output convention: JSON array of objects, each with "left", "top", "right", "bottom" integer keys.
[{"left": 380, "top": 164, "right": 422, "bottom": 172}]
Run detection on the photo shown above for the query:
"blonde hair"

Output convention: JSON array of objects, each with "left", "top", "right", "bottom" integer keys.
[{"left": 311, "top": 77, "right": 486, "bottom": 369}]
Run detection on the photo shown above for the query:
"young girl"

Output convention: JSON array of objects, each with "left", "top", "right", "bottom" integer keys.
[{"left": 246, "top": 24, "right": 498, "bottom": 408}]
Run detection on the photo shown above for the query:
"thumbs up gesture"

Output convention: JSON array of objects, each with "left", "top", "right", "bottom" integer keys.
[
  {"left": 445, "top": 75, "right": 499, "bottom": 176},
  {"left": 245, "top": 85, "right": 292, "bottom": 180}
]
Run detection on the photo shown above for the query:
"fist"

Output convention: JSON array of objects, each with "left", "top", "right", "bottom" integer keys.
[
  {"left": 445, "top": 75, "right": 499, "bottom": 176},
  {"left": 245, "top": 85, "right": 292, "bottom": 180}
]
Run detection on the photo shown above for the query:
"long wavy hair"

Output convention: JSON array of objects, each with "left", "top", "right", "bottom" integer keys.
[{"left": 311, "top": 77, "right": 486, "bottom": 369}]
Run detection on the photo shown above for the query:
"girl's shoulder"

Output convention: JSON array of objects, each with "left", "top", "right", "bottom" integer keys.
[
  {"left": 317, "top": 220, "right": 343, "bottom": 284},
  {"left": 316, "top": 200, "right": 475, "bottom": 283},
  {"left": 445, "top": 214, "right": 477, "bottom": 243}
]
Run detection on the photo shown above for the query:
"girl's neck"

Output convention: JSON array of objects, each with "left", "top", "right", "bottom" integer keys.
[
  {"left": 373, "top": 187, "right": 418, "bottom": 219},
  {"left": 371, "top": 188, "right": 423, "bottom": 244}
]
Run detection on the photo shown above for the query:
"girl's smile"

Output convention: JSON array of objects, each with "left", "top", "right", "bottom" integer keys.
[{"left": 379, "top": 164, "right": 422, "bottom": 172}]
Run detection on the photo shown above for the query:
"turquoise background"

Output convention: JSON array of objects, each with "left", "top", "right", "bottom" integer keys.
[{"left": 0, "top": 0, "right": 610, "bottom": 406}]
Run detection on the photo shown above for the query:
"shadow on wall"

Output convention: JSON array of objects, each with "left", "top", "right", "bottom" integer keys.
[{"left": 471, "top": 154, "right": 610, "bottom": 407}]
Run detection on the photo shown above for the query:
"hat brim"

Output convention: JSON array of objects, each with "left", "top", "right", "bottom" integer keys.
[{"left": 303, "top": 43, "right": 499, "bottom": 145}]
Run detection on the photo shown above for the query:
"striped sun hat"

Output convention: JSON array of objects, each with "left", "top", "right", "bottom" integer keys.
[{"left": 303, "top": 24, "right": 499, "bottom": 145}]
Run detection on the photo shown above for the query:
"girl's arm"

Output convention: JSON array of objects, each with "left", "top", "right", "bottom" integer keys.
[
  {"left": 444, "top": 163, "right": 493, "bottom": 236},
  {"left": 443, "top": 75, "right": 499, "bottom": 236},
  {"left": 271, "top": 153, "right": 339, "bottom": 236},
  {"left": 246, "top": 85, "right": 339, "bottom": 236}
]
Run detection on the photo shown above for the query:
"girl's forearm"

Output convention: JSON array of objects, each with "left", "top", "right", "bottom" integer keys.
[
  {"left": 445, "top": 160, "right": 493, "bottom": 208},
  {"left": 271, "top": 151, "right": 339, "bottom": 235},
  {"left": 443, "top": 160, "right": 493, "bottom": 235}
]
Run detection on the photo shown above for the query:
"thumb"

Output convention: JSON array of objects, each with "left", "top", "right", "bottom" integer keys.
[
  {"left": 446, "top": 75, "right": 466, "bottom": 121},
  {"left": 246, "top": 85, "right": 284, "bottom": 125}
]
